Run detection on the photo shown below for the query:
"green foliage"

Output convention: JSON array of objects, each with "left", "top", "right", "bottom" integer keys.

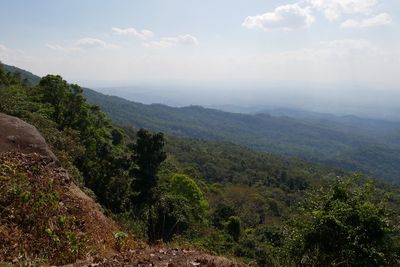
[
  {"left": 39, "top": 75, "right": 70, "bottom": 126},
  {"left": 233, "top": 228, "right": 276, "bottom": 267},
  {"left": 280, "top": 178, "right": 400, "bottom": 266},
  {"left": 147, "top": 174, "right": 209, "bottom": 241},
  {"left": 0, "top": 66, "right": 134, "bottom": 213},
  {"left": 130, "top": 129, "right": 166, "bottom": 206},
  {"left": 169, "top": 174, "right": 209, "bottom": 222},
  {"left": 2, "top": 63, "right": 400, "bottom": 266},
  {"left": 0, "top": 160, "right": 87, "bottom": 265},
  {"left": 150, "top": 193, "right": 192, "bottom": 241},
  {"left": 226, "top": 216, "right": 241, "bottom": 242},
  {"left": 36, "top": 75, "right": 134, "bottom": 212},
  {"left": 0, "top": 63, "right": 22, "bottom": 87},
  {"left": 212, "top": 203, "right": 237, "bottom": 228},
  {"left": 1, "top": 63, "right": 40, "bottom": 85},
  {"left": 114, "top": 231, "right": 129, "bottom": 251},
  {"left": 83, "top": 86, "right": 400, "bottom": 184}
]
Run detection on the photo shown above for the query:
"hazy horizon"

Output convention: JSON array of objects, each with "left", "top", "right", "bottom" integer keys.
[
  {"left": 1, "top": 0, "right": 399, "bottom": 120},
  {"left": 88, "top": 82, "right": 399, "bottom": 121}
]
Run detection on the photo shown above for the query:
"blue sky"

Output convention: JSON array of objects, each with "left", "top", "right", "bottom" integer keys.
[{"left": 0, "top": 0, "right": 399, "bottom": 88}]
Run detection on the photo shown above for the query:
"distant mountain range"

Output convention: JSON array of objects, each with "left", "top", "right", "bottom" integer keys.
[
  {"left": 83, "top": 87, "right": 400, "bottom": 183},
  {"left": 3, "top": 63, "right": 400, "bottom": 183},
  {"left": 2, "top": 64, "right": 40, "bottom": 85}
]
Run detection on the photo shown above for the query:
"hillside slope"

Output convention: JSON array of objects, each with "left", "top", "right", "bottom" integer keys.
[
  {"left": 3, "top": 63, "right": 400, "bottom": 182},
  {"left": 0, "top": 113, "right": 119, "bottom": 264},
  {"left": 2, "top": 63, "right": 400, "bottom": 266},
  {"left": 2, "top": 63, "right": 41, "bottom": 85},
  {"left": 0, "top": 113, "right": 245, "bottom": 266},
  {"left": 84, "top": 88, "right": 400, "bottom": 183}
]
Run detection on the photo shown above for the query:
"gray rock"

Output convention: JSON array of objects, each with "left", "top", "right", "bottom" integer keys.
[{"left": 0, "top": 113, "right": 58, "bottom": 162}]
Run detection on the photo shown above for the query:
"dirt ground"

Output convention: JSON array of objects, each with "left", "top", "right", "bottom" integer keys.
[{"left": 65, "top": 244, "right": 245, "bottom": 267}]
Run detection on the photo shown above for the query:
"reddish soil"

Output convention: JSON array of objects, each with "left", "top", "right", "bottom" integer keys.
[
  {"left": 0, "top": 152, "right": 119, "bottom": 263},
  {"left": 0, "top": 113, "right": 246, "bottom": 267}
]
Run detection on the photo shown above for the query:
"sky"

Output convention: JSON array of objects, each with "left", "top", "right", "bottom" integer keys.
[{"left": 0, "top": 0, "right": 399, "bottom": 90}]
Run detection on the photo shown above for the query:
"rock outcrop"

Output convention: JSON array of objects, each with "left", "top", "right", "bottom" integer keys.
[{"left": 0, "top": 113, "right": 57, "bottom": 161}]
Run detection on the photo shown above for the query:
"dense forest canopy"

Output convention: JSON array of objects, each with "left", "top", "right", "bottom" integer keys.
[{"left": 83, "top": 86, "right": 400, "bottom": 184}]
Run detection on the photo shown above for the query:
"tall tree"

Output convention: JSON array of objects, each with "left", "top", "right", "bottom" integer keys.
[
  {"left": 151, "top": 174, "right": 209, "bottom": 241},
  {"left": 39, "top": 75, "right": 69, "bottom": 126},
  {"left": 131, "top": 129, "right": 166, "bottom": 206},
  {"left": 130, "top": 129, "right": 166, "bottom": 242}
]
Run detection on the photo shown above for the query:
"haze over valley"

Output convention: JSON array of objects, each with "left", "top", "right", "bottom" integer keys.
[{"left": 93, "top": 82, "right": 400, "bottom": 121}]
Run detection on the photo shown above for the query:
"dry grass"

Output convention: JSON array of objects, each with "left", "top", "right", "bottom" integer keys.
[{"left": 0, "top": 152, "right": 118, "bottom": 265}]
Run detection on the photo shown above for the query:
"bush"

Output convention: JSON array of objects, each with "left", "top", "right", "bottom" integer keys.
[
  {"left": 280, "top": 178, "right": 400, "bottom": 266},
  {"left": 226, "top": 216, "right": 241, "bottom": 242}
]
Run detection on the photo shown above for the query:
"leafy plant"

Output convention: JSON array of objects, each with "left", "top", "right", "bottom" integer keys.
[
  {"left": 114, "top": 231, "right": 129, "bottom": 252},
  {"left": 280, "top": 177, "right": 400, "bottom": 266}
]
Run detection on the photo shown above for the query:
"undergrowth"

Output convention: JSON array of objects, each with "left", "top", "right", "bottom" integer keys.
[{"left": 0, "top": 154, "right": 87, "bottom": 265}]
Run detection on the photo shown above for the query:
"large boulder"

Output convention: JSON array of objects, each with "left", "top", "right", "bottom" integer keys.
[{"left": 0, "top": 113, "right": 57, "bottom": 161}]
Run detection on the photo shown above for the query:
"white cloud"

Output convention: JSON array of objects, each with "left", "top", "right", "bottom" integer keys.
[
  {"left": 246, "top": 39, "right": 381, "bottom": 71},
  {"left": 341, "top": 13, "right": 391, "bottom": 28},
  {"left": 143, "top": 34, "right": 199, "bottom": 48},
  {"left": 309, "top": 0, "right": 379, "bottom": 21},
  {"left": 112, "top": 27, "right": 154, "bottom": 40},
  {"left": 25, "top": 37, "right": 400, "bottom": 89},
  {"left": 165, "top": 38, "right": 397, "bottom": 85},
  {"left": 0, "top": 44, "right": 37, "bottom": 71},
  {"left": 244, "top": 1, "right": 391, "bottom": 31},
  {"left": 0, "top": 44, "right": 30, "bottom": 64},
  {"left": 242, "top": 4, "right": 315, "bottom": 31},
  {"left": 47, "top": 37, "right": 118, "bottom": 52},
  {"left": 304, "top": 39, "right": 380, "bottom": 59},
  {"left": 76, "top": 38, "right": 118, "bottom": 49},
  {"left": 251, "top": 39, "right": 398, "bottom": 84},
  {"left": 46, "top": 44, "right": 80, "bottom": 53},
  {"left": 0, "top": 44, "right": 18, "bottom": 61}
]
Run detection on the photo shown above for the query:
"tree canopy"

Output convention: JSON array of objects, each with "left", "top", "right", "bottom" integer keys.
[{"left": 281, "top": 178, "right": 400, "bottom": 266}]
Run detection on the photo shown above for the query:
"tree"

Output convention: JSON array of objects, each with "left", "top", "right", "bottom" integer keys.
[
  {"left": 212, "top": 203, "right": 236, "bottom": 229},
  {"left": 37, "top": 75, "right": 134, "bottom": 214},
  {"left": 129, "top": 129, "right": 166, "bottom": 242},
  {"left": 39, "top": 75, "right": 69, "bottom": 125},
  {"left": 226, "top": 216, "right": 241, "bottom": 242},
  {"left": 168, "top": 173, "right": 209, "bottom": 223},
  {"left": 0, "top": 63, "right": 6, "bottom": 86},
  {"left": 282, "top": 178, "right": 400, "bottom": 266},
  {"left": 150, "top": 174, "right": 209, "bottom": 241},
  {"left": 60, "top": 84, "right": 87, "bottom": 130},
  {"left": 38, "top": 76, "right": 89, "bottom": 131},
  {"left": 131, "top": 129, "right": 166, "bottom": 207},
  {"left": 111, "top": 128, "right": 124, "bottom": 145},
  {"left": 0, "top": 63, "right": 21, "bottom": 87}
]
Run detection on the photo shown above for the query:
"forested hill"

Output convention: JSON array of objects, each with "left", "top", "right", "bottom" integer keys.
[
  {"left": 83, "top": 87, "right": 400, "bottom": 183},
  {"left": 3, "top": 63, "right": 400, "bottom": 183},
  {"left": 2, "top": 62, "right": 400, "bottom": 266},
  {"left": 3, "top": 64, "right": 40, "bottom": 85}
]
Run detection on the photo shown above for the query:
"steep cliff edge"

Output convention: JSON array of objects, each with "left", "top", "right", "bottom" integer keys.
[{"left": 0, "top": 113, "right": 244, "bottom": 267}]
